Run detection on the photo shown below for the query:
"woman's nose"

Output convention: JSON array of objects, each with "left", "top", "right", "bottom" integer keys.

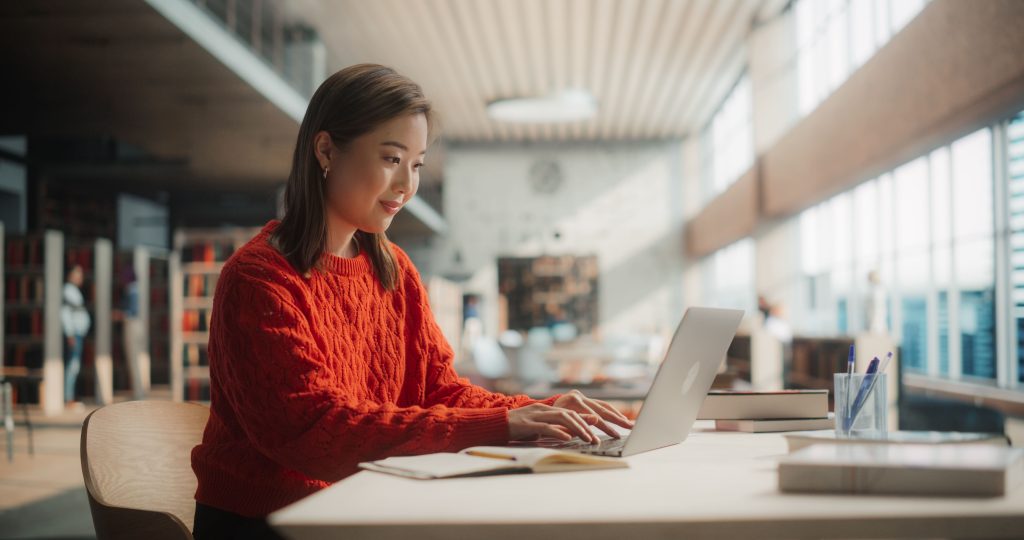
[{"left": 393, "top": 166, "right": 415, "bottom": 194}]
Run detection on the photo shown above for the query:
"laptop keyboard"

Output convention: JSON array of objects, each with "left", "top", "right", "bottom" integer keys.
[{"left": 557, "top": 436, "right": 626, "bottom": 454}]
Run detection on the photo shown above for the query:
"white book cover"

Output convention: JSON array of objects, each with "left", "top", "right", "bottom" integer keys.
[
  {"left": 778, "top": 443, "right": 1024, "bottom": 497},
  {"left": 784, "top": 430, "right": 1010, "bottom": 453}
]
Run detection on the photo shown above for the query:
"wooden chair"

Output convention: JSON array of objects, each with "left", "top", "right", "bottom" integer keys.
[{"left": 81, "top": 400, "right": 209, "bottom": 540}]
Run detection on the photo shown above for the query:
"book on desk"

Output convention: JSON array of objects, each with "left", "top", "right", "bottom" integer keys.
[
  {"left": 699, "top": 389, "right": 829, "bottom": 420},
  {"left": 784, "top": 430, "right": 1011, "bottom": 452},
  {"left": 779, "top": 443, "right": 1024, "bottom": 497},
  {"left": 715, "top": 414, "right": 835, "bottom": 433},
  {"left": 359, "top": 446, "right": 628, "bottom": 480}
]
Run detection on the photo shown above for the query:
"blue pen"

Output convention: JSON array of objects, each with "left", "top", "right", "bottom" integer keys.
[
  {"left": 844, "top": 356, "right": 879, "bottom": 431},
  {"left": 847, "top": 352, "right": 893, "bottom": 429},
  {"left": 844, "top": 344, "right": 855, "bottom": 430}
]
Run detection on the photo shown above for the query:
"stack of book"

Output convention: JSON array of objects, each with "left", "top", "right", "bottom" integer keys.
[{"left": 699, "top": 389, "right": 833, "bottom": 433}]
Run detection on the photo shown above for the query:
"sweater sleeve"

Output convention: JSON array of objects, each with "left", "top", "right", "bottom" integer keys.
[
  {"left": 396, "top": 251, "right": 561, "bottom": 410},
  {"left": 211, "top": 267, "right": 513, "bottom": 483}
]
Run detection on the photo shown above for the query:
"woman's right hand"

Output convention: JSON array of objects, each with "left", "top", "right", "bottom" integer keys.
[{"left": 507, "top": 403, "right": 602, "bottom": 444}]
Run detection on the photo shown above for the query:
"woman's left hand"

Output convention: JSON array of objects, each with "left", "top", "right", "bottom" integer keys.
[{"left": 551, "top": 389, "right": 635, "bottom": 441}]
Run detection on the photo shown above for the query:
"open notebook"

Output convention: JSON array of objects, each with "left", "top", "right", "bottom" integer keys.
[{"left": 358, "top": 446, "right": 629, "bottom": 480}]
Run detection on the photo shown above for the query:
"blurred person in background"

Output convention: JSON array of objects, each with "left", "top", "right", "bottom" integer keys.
[{"left": 60, "top": 264, "right": 90, "bottom": 409}]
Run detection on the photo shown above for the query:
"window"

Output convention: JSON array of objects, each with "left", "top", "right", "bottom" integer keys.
[
  {"left": 701, "top": 238, "right": 755, "bottom": 312},
  {"left": 700, "top": 75, "right": 753, "bottom": 203},
  {"left": 793, "top": 127, "right": 1000, "bottom": 385},
  {"left": 951, "top": 129, "right": 995, "bottom": 379},
  {"left": 794, "top": 0, "right": 929, "bottom": 117},
  {"left": 894, "top": 158, "right": 930, "bottom": 373},
  {"left": 1010, "top": 111, "right": 1024, "bottom": 384}
]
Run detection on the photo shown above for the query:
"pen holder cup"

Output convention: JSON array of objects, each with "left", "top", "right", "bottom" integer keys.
[{"left": 833, "top": 373, "right": 888, "bottom": 438}]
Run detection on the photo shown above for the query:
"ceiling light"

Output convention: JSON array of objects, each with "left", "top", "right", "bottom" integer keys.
[{"left": 486, "top": 89, "right": 597, "bottom": 124}]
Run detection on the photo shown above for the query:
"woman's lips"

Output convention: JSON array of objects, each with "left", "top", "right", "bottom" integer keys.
[{"left": 379, "top": 200, "right": 402, "bottom": 215}]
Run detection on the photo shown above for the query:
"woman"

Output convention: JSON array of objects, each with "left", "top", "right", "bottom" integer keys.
[
  {"left": 190, "top": 64, "right": 633, "bottom": 539},
  {"left": 60, "top": 263, "right": 90, "bottom": 409}
]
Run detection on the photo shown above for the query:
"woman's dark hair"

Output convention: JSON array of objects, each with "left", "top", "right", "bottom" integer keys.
[{"left": 272, "top": 63, "right": 434, "bottom": 289}]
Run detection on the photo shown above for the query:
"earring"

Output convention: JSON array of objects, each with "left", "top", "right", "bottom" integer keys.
[{"left": 322, "top": 166, "right": 329, "bottom": 180}]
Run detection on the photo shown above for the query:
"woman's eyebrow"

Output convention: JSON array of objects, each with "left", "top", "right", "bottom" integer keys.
[{"left": 380, "top": 141, "right": 426, "bottom": 155}]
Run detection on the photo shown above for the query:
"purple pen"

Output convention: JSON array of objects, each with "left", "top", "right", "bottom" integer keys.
[
  {"left": 847, "top": 353, "right": 892, "bottom": 430},
  {"left": 845, "top": 356, "right": 879, "bottom": 431}
]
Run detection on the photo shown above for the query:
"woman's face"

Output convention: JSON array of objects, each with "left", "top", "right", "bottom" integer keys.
[{"left": 318, "top": 113, "right": 428, "bottom": 234}]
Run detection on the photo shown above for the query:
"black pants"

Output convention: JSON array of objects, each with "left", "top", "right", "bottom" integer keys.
[{"left": 193, "top": 502, "right": 285, "bottom": 540}]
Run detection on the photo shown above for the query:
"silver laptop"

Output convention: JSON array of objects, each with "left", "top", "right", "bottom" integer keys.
[{"left": 521, "top": 307, "right": 743, "bottom": 457}]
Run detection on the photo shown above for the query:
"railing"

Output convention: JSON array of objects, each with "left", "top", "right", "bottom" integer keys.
[{"left": 188, "top": 0, "right": 324, "bottom": 97}]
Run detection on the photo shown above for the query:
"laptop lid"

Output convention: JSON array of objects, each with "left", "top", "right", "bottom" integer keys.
[{"left": 621, "top": 306, "right": 743, "bottom": 457}]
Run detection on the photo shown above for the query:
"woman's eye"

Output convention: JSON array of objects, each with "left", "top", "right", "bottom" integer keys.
[
  {"left": 384, "top": 156, "right": 400, "bottom": 165},
  {"left": 414, "top": 162, "right": 424, "bottom": 170}
]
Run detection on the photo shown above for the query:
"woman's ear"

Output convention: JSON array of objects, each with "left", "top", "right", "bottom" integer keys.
[{"left": 313, "top": 131, "right": 334, "bottom": 169}]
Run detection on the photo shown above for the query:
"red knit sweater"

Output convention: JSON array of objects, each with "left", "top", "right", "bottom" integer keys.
[{"left": 191, "top": 221, "right": 559, "bottom": 517}]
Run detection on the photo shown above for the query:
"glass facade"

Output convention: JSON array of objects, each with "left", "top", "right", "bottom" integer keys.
[
  {"left": 795, "top": 127, "right": 1000, "bottom": 383},
  {"left": 700, "top": 75, "right": 753, "bottom": 203},
  {"left": 1009, "top": 111, "right": 1024, "bottom": 383},
  {"left": 795, "top": 0, "right": 928, "bottom": 117}
]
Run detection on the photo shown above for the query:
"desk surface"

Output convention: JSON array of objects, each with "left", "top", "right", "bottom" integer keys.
[{"left": 269, "top": 422, "right": 1024, "bottom": 540}]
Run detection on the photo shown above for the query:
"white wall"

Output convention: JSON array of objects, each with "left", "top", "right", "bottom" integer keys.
[
  {"left": 751, "top": 6, "right": 802, "bottom": 316},
  {"left": 681, "top": 4, "right": 802, "bottom": 322},
  {"left": 0, "top": 157, "right": 27, "bottom": 234},
  {"left": 117, "top": 194, "right": 169, "bottom": 250},
  {"left": 436, "top": 141, "right": 686, "bottom": 339}
]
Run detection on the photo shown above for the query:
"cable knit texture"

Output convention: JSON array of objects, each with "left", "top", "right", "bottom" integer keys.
[{"left": 191, "top": 220, "right": 559, "bottom": 517}]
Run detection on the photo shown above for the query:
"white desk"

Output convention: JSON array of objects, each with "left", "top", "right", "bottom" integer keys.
[{"left": 269, "top": 422, "right": 1024, "bottom": 539}]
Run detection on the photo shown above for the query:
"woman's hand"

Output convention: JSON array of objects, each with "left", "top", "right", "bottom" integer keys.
[
  {"left": 507, "top": 390, "right": 635, "bottom": 443},
  {"left": 552, "top": 390, "right": 635, "bottom": 440}
]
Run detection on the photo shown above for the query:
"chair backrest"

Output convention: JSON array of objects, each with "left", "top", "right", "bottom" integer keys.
[{"left": 81, "top": 401, "right": 209, "bottom": 540}]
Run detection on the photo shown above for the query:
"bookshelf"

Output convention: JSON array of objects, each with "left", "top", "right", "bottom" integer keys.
[
  {"left": 497, "top": 255, "right": 599, "bottom": 334},
  {"left": 149, "top": 253, "right": 170, "bottom": 388},
  {"left": 787, "top": 337, "right": 853, "bottom": 410},
  {"left": 787, "top": 335, "right": 900, "bottom": 421},
  {"left": 37, "top": 181, "right": 116, "bottom": 241},
  {"left": 170, "top": 227, "right": 260, "bottom": 402},
  {"left": 3, "top": 229, "right": 64, "bottom": 414}
]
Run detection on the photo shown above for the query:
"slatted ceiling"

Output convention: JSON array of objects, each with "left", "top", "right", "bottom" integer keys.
[
  {"left": 651, "top": 0, "right": 739, "bottom": 137},
  {"left": 450, "top": 0, "right": 502, "bottom": 140},
  {"left": 662, "top": 0, "right": 744, "bottom": 137},
  {"left": 622, "top": 0, "right": 693, "bottom": 138},
  {"left": 611, "top": 0, "right": 666, "bottom": 138},
  {"left": 673, "top": 1, "right": 754, "bottom": 136},
  {"left": 545, "top": 0, "right": 568, "bottom": 141},
  {"left": 567, "top": 0, "right": 589, "bottom": 140}
]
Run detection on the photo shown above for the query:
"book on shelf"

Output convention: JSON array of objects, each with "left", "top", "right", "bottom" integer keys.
[
  {"left": 359, "top": 446, "right": 629, "bottom": 480},
  {"left": 5, "top": 236, "right": 44, "bottom": 267},
  {"left": 4, "top": 311, "right": 44, "bottom": 336},
  {"left": 778, "top": 443, "right": 1024, "bottom": 497},
  {"left": 183, "top": 343, "right": 208, "bottom": 368},
  {"left": 181, "top": 310, "right": 209, "bottom": 332},
  {"left": 181, "top": 242, "right": 236, "bottom": 264},
  {"left": 784, "top": 430, "right": 1011, "bottom": 453},
  {"left": 698, "top": 389, "right": 829, "bottom": 420},
  {"left": 6, "top": 275, "right": 44, "bottom": 302},
  {"left": 184, "top": 274, "right": 218, "bottom": 298},
  {"left": 715, "top": 414, "right": 835, "bottom": 433},
  {"left": 65, "top": 246, "right": 95, "bottom": 270}
]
